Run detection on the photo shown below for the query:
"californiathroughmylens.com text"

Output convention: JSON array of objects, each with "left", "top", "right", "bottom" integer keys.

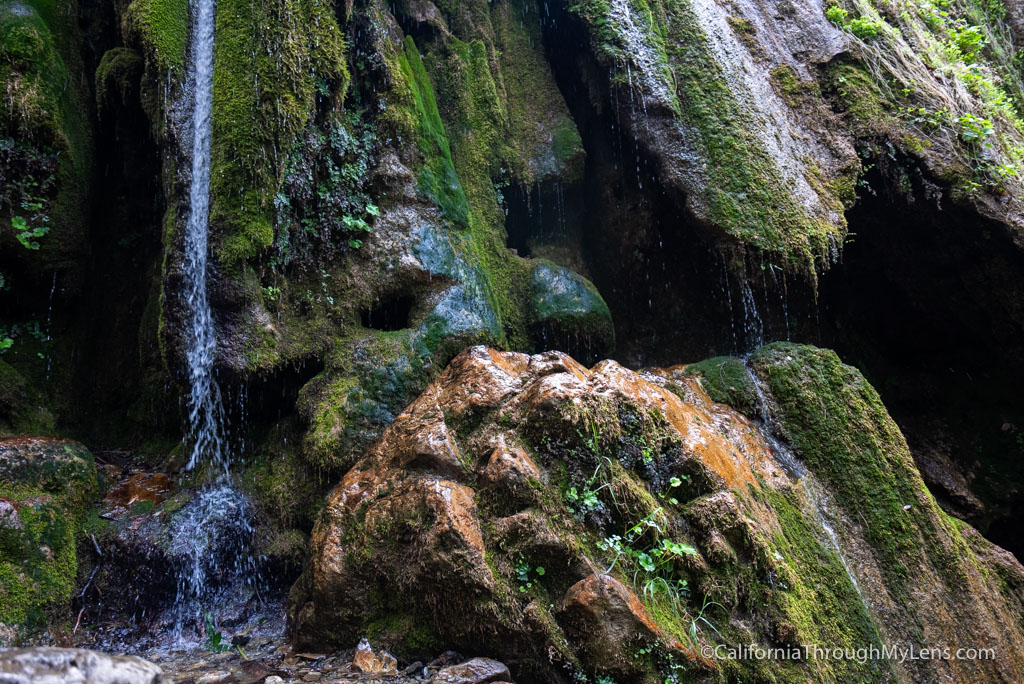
[{"left": 702, "top": 644, "right": 998, "bottom": 664}]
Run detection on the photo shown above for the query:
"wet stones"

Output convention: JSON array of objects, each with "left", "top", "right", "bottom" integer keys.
[{"left": 432, "top": 657, "right": 511, "bottom": 683}]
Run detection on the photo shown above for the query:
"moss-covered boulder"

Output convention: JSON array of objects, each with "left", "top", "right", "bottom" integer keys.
[
  {"left": 0, "top": 437, "right": 101, "bottom": 631},
  {"left": 530, "top": 261, "right": 615, "bottom": 363},
  {"left": 290, "top": 344, "right": 1024, "bottom": 682}
]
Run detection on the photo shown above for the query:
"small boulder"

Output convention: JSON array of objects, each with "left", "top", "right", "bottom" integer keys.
[
  {"left": 0, "top": 437, "right": 100, "bottom": 509},
  {"left": 432, "top": 657, "right": 511, "bottom": 683},
  {"left": 559, "top": 573, "right": 661, "bottom": 672},
  {"left": 353, "top": 638, "right": 398, "bottom": 675}
]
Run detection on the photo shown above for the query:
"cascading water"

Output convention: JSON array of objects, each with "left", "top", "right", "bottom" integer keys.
[
  {"left": 183, "top": 0, "right": 225, "bottom": 477},
  {"left": 168, "top": 0, "right": 260, "bottom": 643}
]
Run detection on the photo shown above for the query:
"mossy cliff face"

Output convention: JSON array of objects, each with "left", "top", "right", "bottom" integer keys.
[
  {"left": 564, "top": 0, "right": 857, "bottom": 271},
  {"left": 111, "top": 0, "right": 611, "bottom": 476},
  {"left": 0, "top": 0, "right": 94, "bottom": 432},
  {"left": 0, "top": 437, "right": 101, "bottom": 634},
  {"left": 0, "top": 0, "right": 92, "bottom": 280},
  {"left": 290, "top": 345, "right": 1024, "bottom": 682}
]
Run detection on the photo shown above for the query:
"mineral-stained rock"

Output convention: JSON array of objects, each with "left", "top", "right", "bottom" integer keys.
[
  {"left": 353, "top": 638, "right": 398, "bottom": 675},
  {"left": 559, "top": 574, "right": 704, "bottom": 674},
  {"left": 100, "top": 473, "right": 174, "bottom": 519},
  {"left": 290, "top": 344, "right": 1024, "bottom": 683},
  {"left": 0, "top": 647, "right": 164, "bottom": 684}
]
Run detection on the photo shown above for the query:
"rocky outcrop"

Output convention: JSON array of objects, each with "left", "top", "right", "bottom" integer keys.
[
  {"left": 290, "top": 344, "right": 1024, "bottom": 682},
  {"left": 0, "top": 438, "right": 101, "bottom": 634}
]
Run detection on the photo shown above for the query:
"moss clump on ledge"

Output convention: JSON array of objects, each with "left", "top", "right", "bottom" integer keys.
[
  {"left": 123, "top": 0, "right": 188, "bottom": 75},
  {"left": 683, "top": 355, "right": 757, "bottom": 415}
]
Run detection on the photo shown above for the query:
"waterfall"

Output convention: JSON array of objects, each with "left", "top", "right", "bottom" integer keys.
[
  {"left": 170, "top": 0, "right": 261, "bottom": 642},
  {"left": 183, "top": 0, "right": 227, "bottom": 477}
]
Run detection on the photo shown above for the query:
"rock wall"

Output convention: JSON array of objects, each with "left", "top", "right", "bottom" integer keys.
[{"left": 3, "top": 0, "right": 1024, "bottom": 668}]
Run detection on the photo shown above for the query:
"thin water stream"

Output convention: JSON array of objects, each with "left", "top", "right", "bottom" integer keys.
[{"left": 171, "top": 0, "right": 260, "bottom": 643}]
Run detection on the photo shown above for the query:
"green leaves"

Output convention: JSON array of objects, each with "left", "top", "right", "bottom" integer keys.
[
  {"left": 11, "top": 216, "right": 49, "bottom": 250},
  {"left": 203, "top": 611, "right": 232, "bottom": 653},
  {"left": 958, "top": 112, "right": 994, "bottom": 144},
  {"left": 514, "top": 557, "right": 545, "bottom": 593}
]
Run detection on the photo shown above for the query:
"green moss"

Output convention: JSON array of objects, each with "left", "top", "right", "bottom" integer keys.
[
  {"left": 123, "top": 0, "right": 188, "bottom": 74},
  {"left": 0, "top": 0, "right": 92, "bottom": 274},
  {"left": 0, "top": 439, "right": 100, "bottom": 510},
  {"left": 208, "top": 0, "right": 348, "bottom": 269},
  {"left": 758, "top": 488, "right": 892, "bottom": 681},
  {"left": 683, "top": 355, "right": 757, "bottom": 415},
  {"left": 726, "top": 15, "right": 762, "bottom": 57},
  {"left": 825, "top": 61, "right": 895, "bottom": 131},
  {"left": 551, "top": 116, "right": 583, "bottom": 166},
  {"left": 298, "top": 330, "right": 432, "bottom": 472},
  {"left": 0, "top": 440, "right": 100, "bottom": 627},
  {"left": 490, "top": 0, "right": 584, "bottom": 181},
  {"left": 529, "top": 260, "right": 614, "bottom": 360},
  {"left": 94, "top": 47, "right": 143, "bottom": 112},
  {"left": 0, "top": 497, "right": 77, "bottom": 626},
  {"left": 749, "top": 343, "right": 945, "bottom": 597},
  {"left": 0, "top": 360, "right": 55, "bottom": 436},
  {"left": 396, "top": 35, "right": 471, "bottom": 226},
  {"left": 571, "top": 0, "right": 841, "bottom": 270}
]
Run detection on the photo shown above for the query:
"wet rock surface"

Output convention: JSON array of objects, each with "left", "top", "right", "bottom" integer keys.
[
  {"left": 0, "top": 647, "right": 164, "bottom": 684},
  {"left": 290, "top": 344, "right": 1024, "bottom": 683}
]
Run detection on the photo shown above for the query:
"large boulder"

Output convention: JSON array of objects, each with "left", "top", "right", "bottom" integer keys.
[{"left": 290, "top": 344, "right": 1024, "bottom": 682}]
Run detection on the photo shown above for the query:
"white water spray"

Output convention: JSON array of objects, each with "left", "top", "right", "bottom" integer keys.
[{"left": 183, "top": 0, "right": 227, "bottom": 477}]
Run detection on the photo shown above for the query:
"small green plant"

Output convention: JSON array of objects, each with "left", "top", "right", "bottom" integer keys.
[
  {"left": 11, "top": 214, "right": 49, "bottom": 250},
  {"left": 688, "top": 593, "right": 725, "bottom": 644},
  {"left": 849, "top": 16, "right": 884, "bottom": 39},
  {"left": 261, "top": 285, "right": 281, "bottom": 302},
  {"left": 564, "top": 457, "right": 613, "bottom": 518},
  {"left": 825, "top": 5, "right": 848, "bottom": 25},
  {"left": 599, "top": 504, "right": 697, "bottom": 579},
  {"left": 203, "top": 611, "right": 232, "bottom": 653},
  {"left": 656, "top": 476, "right": 685, "bottom": 506},
  {"left": 958, "top": 113, "right": 994, "bottom": 144},
  {"left": 949, "top": 25, "right": 986, "bottom": 62},
  {"left": 514, "top": 556, "right": 546, "bottom": 593}
]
